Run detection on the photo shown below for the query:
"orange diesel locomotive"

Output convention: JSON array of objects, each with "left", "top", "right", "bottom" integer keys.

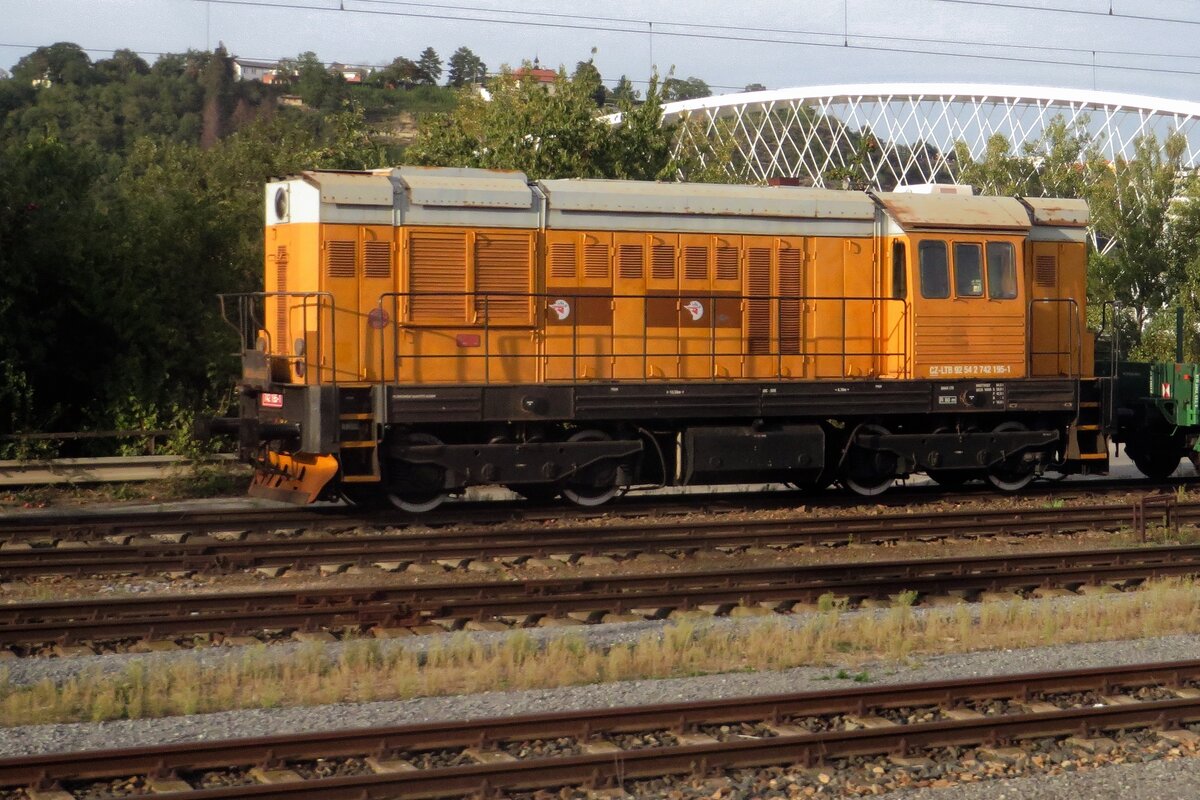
[{"left": 215, "top": 167, "right": 1103, "bottom": 510}]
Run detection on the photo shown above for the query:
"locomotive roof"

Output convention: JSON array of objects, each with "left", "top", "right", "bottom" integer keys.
[
  {"left": 537, "top": 178, "right": 876, "bottom": 220},
  {"left": 874, "top": 192, "right": 1032, "bottom": 231},
  {"left": 1020, "top": 197, "right": 1090, "bottom": 227}
]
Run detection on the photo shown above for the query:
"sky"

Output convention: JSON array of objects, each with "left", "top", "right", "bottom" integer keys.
[{"left": 6, "top": 0, "right": 1200, "bottom": 102}]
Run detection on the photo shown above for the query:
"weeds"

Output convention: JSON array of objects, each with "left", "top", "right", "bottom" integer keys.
[{"left": 7, "top": 578, "right": 1200, "bottom": 727}]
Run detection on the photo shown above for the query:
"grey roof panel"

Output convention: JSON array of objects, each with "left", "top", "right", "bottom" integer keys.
[
  {"left": 538, "top": 179, "right": 876, "bottom": 220},
  {"left": 301, "top": 171, "right": 394, "bottom": 206},
  {"left": 875, "top": 192, "right": 1031, "bottom": 231},
  {"left": 1021, "top": 197, "right": 1090, "bottom": 227},
  {"left": 394, "top": 166, "right": 535, "bottom": 209}
]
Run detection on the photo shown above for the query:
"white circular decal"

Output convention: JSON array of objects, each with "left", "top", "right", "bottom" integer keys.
[
  {"left": 549, "top": 299, "right": 571, "bottom": 320},
  {"left": 683, "top": 300, "right": 704, "bottom": 321}
]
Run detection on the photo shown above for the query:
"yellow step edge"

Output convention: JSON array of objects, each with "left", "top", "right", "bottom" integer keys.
[
  {"left": 1076, "top": 425, "right": 1102, "bottom": 431},
  {"left": 1075, "top": 453, "right": 1109, "bottom": 460},
  {"left": 339, "top": 441, "right": 379, "bottom": 448},
  {"left": 340, "top": 475, "right": 381, "bottom": 483},
  {"left": 339, "top": 413, "right": 373, "bottom": 420}
]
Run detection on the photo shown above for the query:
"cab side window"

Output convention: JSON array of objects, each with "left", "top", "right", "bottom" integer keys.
[
  {"left": 918, "top": 241, "right": 949, "bottom": 299},
  {"left": 954, "top": 243, "right": 983, "bottom": 297},
  {"left": 891, "top": 240, "right": 907, "bottom": 300},
  {"left": 986, "top": 242, "right": 1017, "bottom": 299}
]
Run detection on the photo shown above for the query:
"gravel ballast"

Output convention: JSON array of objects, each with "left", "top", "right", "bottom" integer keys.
[{"left": 6, "top": 632, "right": 1200, "bottom": 760}]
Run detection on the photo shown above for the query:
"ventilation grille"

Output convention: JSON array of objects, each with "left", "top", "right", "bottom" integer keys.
[
  {"left": 409, "top": 232, "right": 466, "bottom": 320},
  {"left": 1035, "top": 255, "right": 1057, "bottom": 288},
  {"left": 584, "top": 244, "right": 609, "bottom": 279},
  {"left": 549, "top": 242, "right": 576, "bottom": 280},
  {"left": 716, "top": 246, "right": 739, "bottom": 281},
  {"left": 363, "top": 241, "right": 391, "bottom": 279},
  {"left": 779, "top": 249, "right": 802, "bottom": 355},
  {"left": 747, "top": 247, "right": 771, "bottom": 355},
  {"left": 617, "top": 244, "right": 643, "bottom": 279},
  {"left": 325, "top": 240, "right": 356, "bottom": 278},
  {"left": 651, "top": 245, "right": 675, "bottom": 281},
  {"left": 684, "top": 246, "right": 708, "bottom": 281},
  {"left": 275, "top": 245, "right": 288, "bottom": 353},
  {"left": 475, "top": 235, "right": 530, "bottom": 320}
]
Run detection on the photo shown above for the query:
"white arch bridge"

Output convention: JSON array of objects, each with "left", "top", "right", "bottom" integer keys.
[{"left": 654, "top": 84, "right": 1200, "bottom": 190}]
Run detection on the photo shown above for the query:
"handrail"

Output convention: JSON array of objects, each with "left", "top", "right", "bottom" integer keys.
[
  {"left": 218, "top": 292, "right": 337, "bottom": 384},
  {"left": 374, "top": 290, "right": 908, "bottom": 386}
]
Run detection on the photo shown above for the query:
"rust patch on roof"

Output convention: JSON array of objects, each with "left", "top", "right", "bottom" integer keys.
[
  {"left": 876, "top": 192, "right": 1031, "bottom": 231},
  {"left": 1020, "top": 197, "right": 1090, "bottom": 227}
]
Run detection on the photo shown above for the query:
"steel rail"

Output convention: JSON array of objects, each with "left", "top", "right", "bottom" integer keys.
[
  {"left": 0, "top": 476, "right": 1191, "bottom": 544},
  {"left": 1, "top": 495, "right": 1193, "bottom": 580},
  {"left": 4, "top": 659, "right": 1200, "bottom": 794},
  {"left": 4, "top": 544, "right": 1200, "bottom": 648}
]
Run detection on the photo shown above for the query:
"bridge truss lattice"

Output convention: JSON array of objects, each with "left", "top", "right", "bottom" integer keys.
[{"left": 661, "top": 84, "right": 1200, "bottom": 191}]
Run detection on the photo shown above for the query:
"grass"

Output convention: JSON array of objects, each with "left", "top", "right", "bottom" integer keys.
[{"left": 6, "top": 578, "right": 1200, "bottom": 727}]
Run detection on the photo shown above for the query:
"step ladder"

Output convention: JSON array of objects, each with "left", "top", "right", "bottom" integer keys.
[{"left": 1065, "top": 378, "right": 1109, "bottom": 472}]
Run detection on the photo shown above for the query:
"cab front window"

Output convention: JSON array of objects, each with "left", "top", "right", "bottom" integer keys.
[
  {"left": 919, "top": 241, "right": 949, "bottom": 299},
  {"left": 954, "top": 243, "right": 983, "bottom": 297},
  {"left": 987, "top": 242, "right": 1017, "bottom": 299}
]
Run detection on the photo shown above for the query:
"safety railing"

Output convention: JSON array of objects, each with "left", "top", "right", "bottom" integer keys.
[
  {"left": 373, "top": 291, "right": 909, "bottom": 385},
  {"left": 218, "top": 292, "right": 336, "bottom": 384},
  {"left": 1027, "top": 297, "right": 1084, "bottom": 378}
]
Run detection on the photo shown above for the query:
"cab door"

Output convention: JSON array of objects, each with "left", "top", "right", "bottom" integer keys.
[{"left": 911, "top": 235, "right": 1026, "bottom": 380}]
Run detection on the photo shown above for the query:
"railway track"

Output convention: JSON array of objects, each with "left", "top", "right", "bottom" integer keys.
[
  {"left": 0, "top": 475, "right": 1192, "bottom": 545},
  {"left": 5, "top": 660, "right": 1200, "bottom": 798},
  {"left": 5, "top": 543, "right": 1200, "bottom": 654},
  {"left": 0, "top": 494, "right": 1188, "bottom": 581}
]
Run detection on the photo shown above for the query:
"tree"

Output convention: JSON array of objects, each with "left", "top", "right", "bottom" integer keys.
[
  {"left": 572, "top": 58, "right": 606, "bottom": 107},
  {"left": 662, "top": 75, "right": 710, "bottom": 101},
  {"left": 95, "top": 49, "right": 149, "bottom": 82},
  {"left": 375, "top": 56, "right": 421, "bottom": 89},
  {"left": 200, "top": 46, "right": 234, "bottom": 148},
  {"left": 407, "top": 66, "right": 674, "bottom": 182},
  {"left": 12, "top": 42, "right": 93, "bottom": 86},
  {"left": 446, "top": 46, "right": 486, "bottom": 87},
  {"left": 281, "top": 51, "right": 346, "bottom": 111},
  {"left": 416, "top": 47, "right": 442, "bottom": 86},
  {"left": 612, "top": 75, "right": 638, "bottom": 104}
]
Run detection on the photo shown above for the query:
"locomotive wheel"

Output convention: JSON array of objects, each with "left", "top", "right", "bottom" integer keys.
[
  {"left": 503, "top": 434, "right": 561, "bottom": 503},
  {"left": 561, "top": 429, "right": 620, "bottom": 507},
  {"left": 841, "top": 424, "right": 897, "bottom": 497},
  {"left": 1130, "top": 446, "right": 1184, "bottom": 481},
  {"left": 985, "top": 422, "right": 1037, "bottom": 492},
  {"left": 386, "top": 433, "right": 448, "bottom": 513},
  {"left": 926, "top": 426, "right": 979, "bottom": 487}
]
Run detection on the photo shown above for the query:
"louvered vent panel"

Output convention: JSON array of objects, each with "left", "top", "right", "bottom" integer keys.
[
  {"left": 716, "top": 247, "right": 739, "bottom": 281},
  {"left": 475, "top": 235, "right": 531, "bottom": 320},
  {"left": 549, "top": 242, "right": 576, "bottom": 280},
  {"left": 778, "top": 249, "right": 802, "bottom": 355},
  {"left": 684, "top": 246, "right": 709, "bottom": 281},
  {"left": 747, "top": 247, "right": 772, "bottom": 355},
  {"left": 325, "top": 240, "right": 356, "bottom": 278},
  {"left": 275, "top": 245, "right": 288, "bottom": 352},
  {"left": 363, "top": 241, "right": 392, "bottom": 279},
  {"left": 651, "top": 245, "right": 675, "bottom": 281},
  {"left": 1035, "top": 255, "right": 1057, "bottom": 288},
  {"left": 409, "top": 232, "right": 466, "bottom": 321},
  {"left": 617, "top": 244, "right": 643, "bottom": 279},
  {"left": 584, "top": 244, "right": 609, "bottom": 279}
]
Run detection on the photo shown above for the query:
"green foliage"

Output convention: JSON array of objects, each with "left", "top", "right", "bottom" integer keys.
[
  {"left": 406, "top": 66, "right": 675, "bottom": 182},
  {"left": 662, "top": 75, "right": 711, "bottom": 101},
  {"left": 416, "top": 47, "right": 443, "bottom": 86},
  {"left": 446, "top": 47, "right": 486, "bottom": 88},
  {"left": 0, "top": 47, "right": 387, "bottom": 441}
]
